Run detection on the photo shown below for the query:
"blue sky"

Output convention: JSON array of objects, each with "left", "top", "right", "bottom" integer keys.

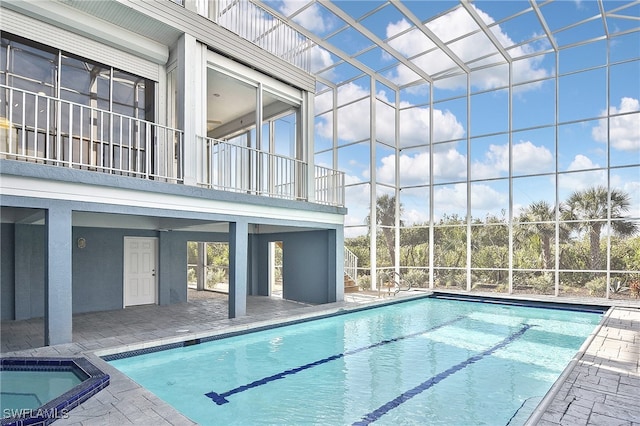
[{"left": 265, "top": 0, "right": 639, "bottom": 234}]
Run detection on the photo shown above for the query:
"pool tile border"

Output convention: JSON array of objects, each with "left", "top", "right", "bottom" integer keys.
[
  {"left": 0, "top": 357, "right": 110, "bottom": 426},
  {"left": 100, "top": 293, "right": 434, "bottom": 361}
]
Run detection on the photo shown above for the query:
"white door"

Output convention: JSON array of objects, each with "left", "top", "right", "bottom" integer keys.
[{"left": 124, "top": 237, "right": 158, "bottom": 307}]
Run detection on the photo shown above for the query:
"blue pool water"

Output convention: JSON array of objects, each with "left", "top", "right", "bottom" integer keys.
[
  {"left": 108, "top": 297, "right": 602, "bottom": 425},
  {"left": 0, "top": 370, "right": 82, "bottom": 411}
]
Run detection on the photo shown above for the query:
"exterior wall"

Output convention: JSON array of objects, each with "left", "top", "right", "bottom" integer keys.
[
  {"left": 14, "top": 224, "right": 45, "bottom": 320},
  {"left": 71, "top": 227, "right": 157, "bottom": 314},
  {"left": 0, "top": 224, "right": 15, "bottom": 320},
  {"left": 2, "top": 224, "right": 236, "bottom": 320},
  {"left": 156, "top": 231, "right": 230, "bottom": 305},
  {"left": 255, "top": 230, "right": 339, "bottom": 305}
]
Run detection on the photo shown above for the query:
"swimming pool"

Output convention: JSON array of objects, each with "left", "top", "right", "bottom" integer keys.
[{"left": 107, "top": 296, "right": 603, "bottom": 425}]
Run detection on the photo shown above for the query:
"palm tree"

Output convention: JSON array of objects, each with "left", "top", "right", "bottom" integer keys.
[
  {"left": 560, "top": 186, "right": 638, "bottom": 270},
  {"left": 366, "top": 194, "right": 404, "bottom": 264},
  {"left": 516, "top": 201, "right": 558, "bottom": 269}
]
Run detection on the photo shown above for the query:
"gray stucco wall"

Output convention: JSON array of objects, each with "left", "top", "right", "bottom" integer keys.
[
  {"left": 1, "top": 223, "right": 16, "bottom": 320},
  {"left": 157, "top": 231, "right": 229, "bottom": 305},
  {"left": 3, "top": 224, "right": 232, "bottom": 319},
  {"left": 2, "top": 218, "right": 340, "bottom": 319},
  {"left": 15, "top": 224, "right": 45, "bottom": 320},
  {"left": 282, "top": 231, "right": 330, "bottom": 304},
  {"left": 72, "top": 227, "right": 156, "bottom": 314},
  {"left": 72, "top": 228, "right": 229, "bottom": 313},
  {"left": 256, "top": 230, "right": 333, "bottom": 305}
]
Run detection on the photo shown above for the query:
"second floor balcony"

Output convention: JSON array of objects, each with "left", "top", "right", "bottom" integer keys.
[{"left": 0, "top": 85, "right": 345, "bottom": 207}]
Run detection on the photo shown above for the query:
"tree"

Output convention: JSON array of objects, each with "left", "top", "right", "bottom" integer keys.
[
  {"left": 561, "top": 186, "right": 638, "bottom": 270},
  {"left": 400, "top": 225, "right": 429, "bottom": 267},
  {"left": 366, "top": 194, "right": 403, "bottom": 265},
  {"left": 516, "top": 201, "right": 557, "bottom": 269}
]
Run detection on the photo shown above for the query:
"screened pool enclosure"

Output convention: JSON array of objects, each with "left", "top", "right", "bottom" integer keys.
[{"left": 260, "top": 0, "right": 640, "bottom": 299}]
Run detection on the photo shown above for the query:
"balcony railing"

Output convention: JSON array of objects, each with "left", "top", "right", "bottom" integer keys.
[
  {"left": 344, "top": 247, "right": 358, "bottom": 284},
  {"left": 197, "top": 0, "right": 312, "bottom": 73},
  {"left": 0, "top": 85, "right": 183, "bottom": 182},
  {"left": 199, "top": 135, "right": 307, "bottom": 200},
  {"left": 0, "top": 85, "right": 344, "bottom": 207},
  {"left": 314, "top": 164, "right": 345, "bottom": 207},
  {"left": 199, "top": 136, "right": 345, "bottom": 207}
]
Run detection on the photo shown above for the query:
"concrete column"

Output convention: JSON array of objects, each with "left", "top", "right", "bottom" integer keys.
[
  {"left": 228, "top": 221, "right": 248, "bottom": 318},
  {"left": 44, "top": 206, "right": 72, "bottom": 346},
  {"left": 303, "top": 91, "right": 315, "bottom": 202},
  {"left": 197, "top": 241, "right": 205, "bottom": 291},
  {"left": 177, "top": 33, "right": 201, "bottom": 186},
  {"left": 331, "top": 227, "right": 345, "bottom": 303}
]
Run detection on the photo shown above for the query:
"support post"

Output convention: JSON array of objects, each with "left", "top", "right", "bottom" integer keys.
[
  {"left": 44, "top": 206, "right": 72, "bottom": 346},
  {"left": 229, "top": 221, "right": 248, "bottom": 318}
]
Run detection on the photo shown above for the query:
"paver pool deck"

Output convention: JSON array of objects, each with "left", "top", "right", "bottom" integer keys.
[{"left": 1, "top": 290, "right": 639, "bottom": 425}]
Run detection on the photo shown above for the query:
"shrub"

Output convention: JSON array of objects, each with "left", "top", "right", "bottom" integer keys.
[
  {"left": 206, "top": 267, "right": 227, "bottom": 287},
  {"left": 402, "top": 269, "right": 429, "bottom": 288},
  {"left": 529, "top": 273, "right": 554, "bottom": 294},
  {"left": 358, "top": 274, "right": 371, "bottom": 291},
  {"left": 630, "top": 279, "right": 640, "bottom": 299},
  {"left": 585, "top": 277, "right": 606, "bottom": 297}
]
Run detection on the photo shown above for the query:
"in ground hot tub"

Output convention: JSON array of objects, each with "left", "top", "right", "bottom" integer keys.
[{"left": 1, "top": 357, "right": 109, "bottom": 425}]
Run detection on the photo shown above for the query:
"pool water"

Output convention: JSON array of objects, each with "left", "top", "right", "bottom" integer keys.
[
  {"left": 0, "top": 370, "right": 82, "bottom": 411},
  {"left": 108, "top": 297, "right": 602, "bottom": 425}
]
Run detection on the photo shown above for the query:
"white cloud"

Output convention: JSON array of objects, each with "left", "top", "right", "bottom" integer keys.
[
  {"left": 315, "top": 82, "right": 466, "bottom": 146},
  {"left": 468, "top": 140, "right": 553, "bottom": 179},
  {"left": 399, "top": 103, "right": 465, "bottom": 147},
  {"left": 513, "top": 141, "right": 554, "bottom": 174},
  {"left": 470, "top": 183, "right": 508, "bottom": 211},
  {"left": 378, "top": 139, "right": 554, "bottom": 189},
  {"left": 434, "top": 184, "right": 468, "bottom": 213},
  {"left": 309, "top": 45, "right": 335, "bottom": 74},
  {"left": 377, "top": 147, "right": 467, "bottom": 188},
  {"left": 281, "top": 0, "right": 330, "bottom": 33},
  {"left": 567, "top": 154, "right": 600, "bottom": 171},
  {"left": 403, "top": 208, "right": 429, "bottom": 226},
  {"left": 559, "top": 155, "right": 607, "bottom": 191},
  {"left": 384, "top": 5, "right": 549, "bottom": 90},
  {"left": 344, "top": 182, "right": 370, "bottom": 230},
  {"left": 275, "top": 2, "right": 337, "bottom": 75},
  {"left": 620, "top": 180, "right": 640, "bottom": 219},
  {"left": 486, "top": 141, "right": 554, "bottom": 174},
  {"left": 592, "top": 97, "right": 640, "bottom": 151}
]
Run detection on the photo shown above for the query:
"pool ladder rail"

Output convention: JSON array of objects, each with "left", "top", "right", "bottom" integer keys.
[{"left": 380, "top": 271, "right": 412, "bottom": 296}]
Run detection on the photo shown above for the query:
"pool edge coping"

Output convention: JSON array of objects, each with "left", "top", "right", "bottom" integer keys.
[
  {"left": 523, "top": 305, "right": 613, "bottom": 425},
  {"left": 96, "top": 291, "right": 433, "bottom": 359}
]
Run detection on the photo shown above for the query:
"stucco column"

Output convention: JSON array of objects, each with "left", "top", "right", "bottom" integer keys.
[
  {"left": 177, "top": 33, "right": 201, "bottom": 186},
  {"left": 44, "top": 206, "right": 72, "bottom": 346},
  {"left": 229, "top": 221, "right": 248, "bottom": 318},
  {"left": 332, "top": 227, "right": 345, "bottom": 303}
]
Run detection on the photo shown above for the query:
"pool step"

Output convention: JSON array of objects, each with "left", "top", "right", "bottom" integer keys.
[{"left": 344, "top": 274, "right": 359, "bottom": 293}]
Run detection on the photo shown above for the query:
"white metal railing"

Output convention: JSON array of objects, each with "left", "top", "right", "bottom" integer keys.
[
  {"left": 315, "top": 165, "right": 345, "bottom": 207},
  {"left": 197, "top": 0, "right": 312, "bottom": 73},
  {"left": 0, "top": 85, "right": 183, "bottom": 182},
  {"left": 200, "top": 136, "right": 308, "bottom": 200},
  {"left": 344, "top": 247, "right": 358, "bottom": 284},
  {"left": 199, "top": 136, "right": 345, "bottom": 206}
]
